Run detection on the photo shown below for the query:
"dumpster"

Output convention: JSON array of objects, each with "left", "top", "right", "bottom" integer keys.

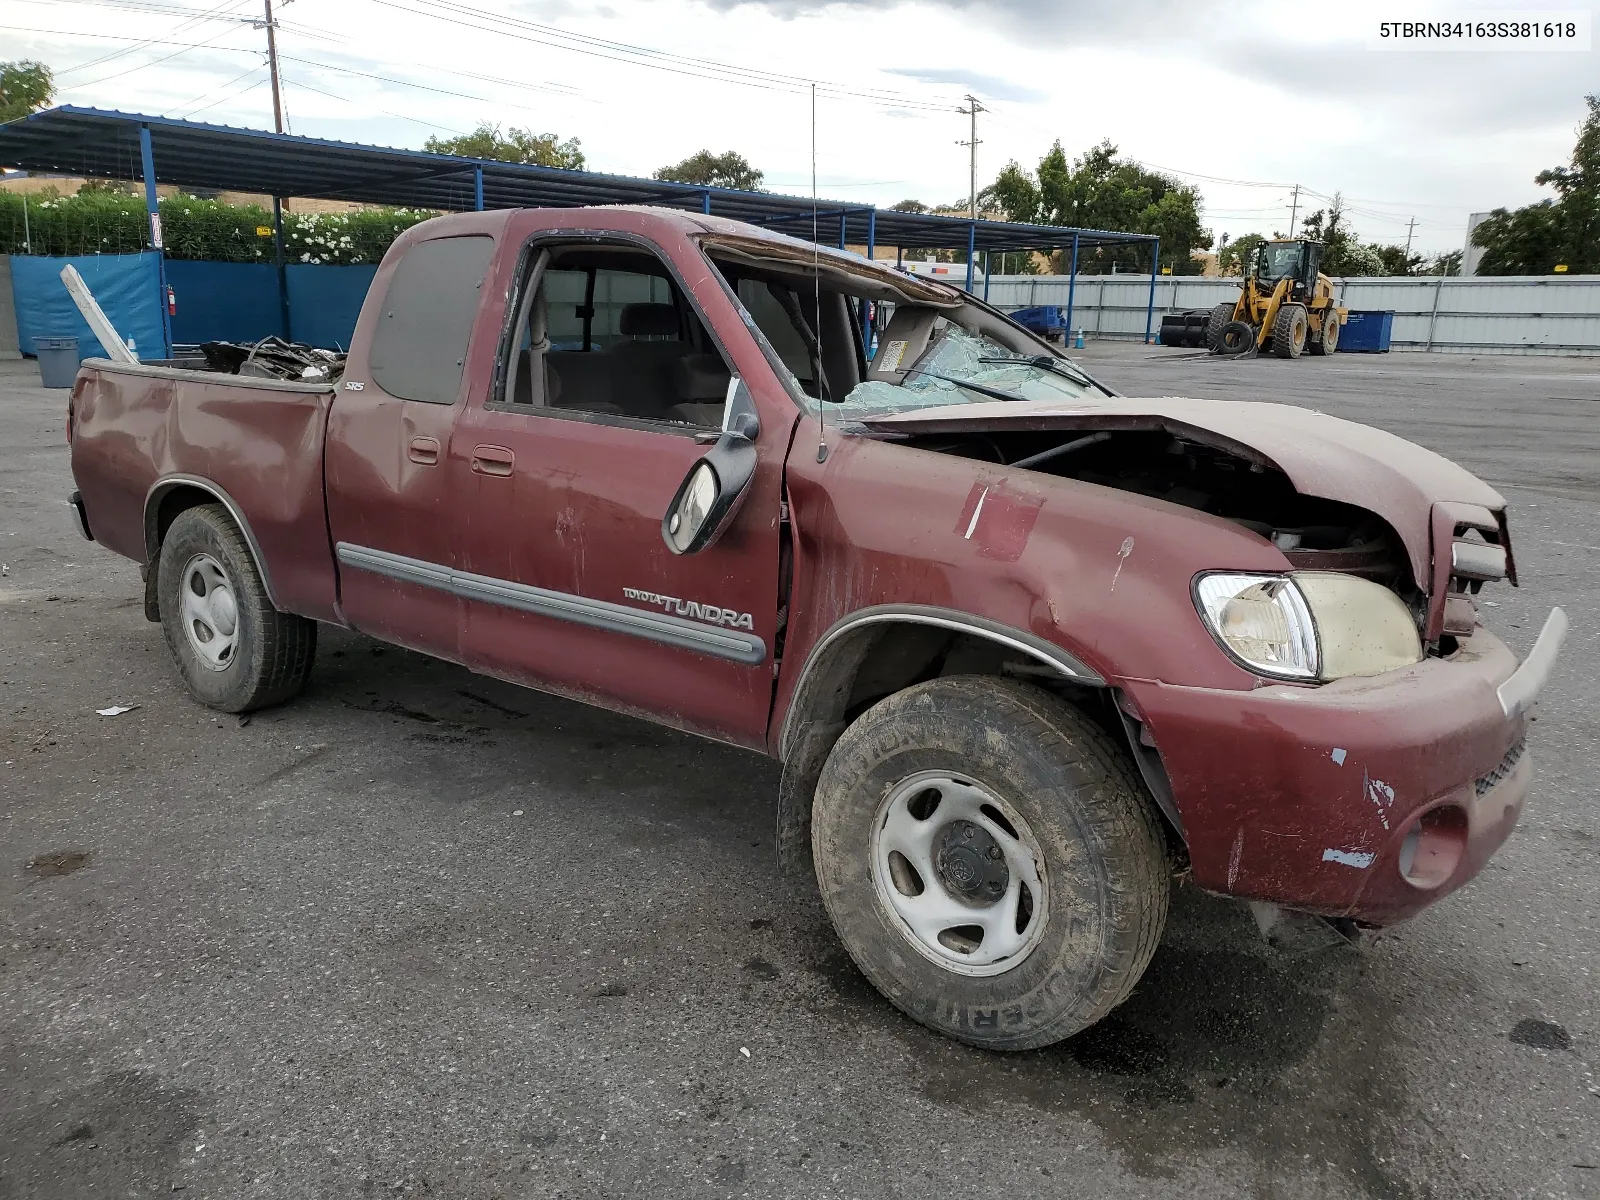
[
  {"left": 34, "top": 336, "right": 81, "bottom": 387},
  {"left": 1338, "top": 310, "right": 1393, "bottom": 353},
  {"left": 1009, "top": 305, "right": 1067, "bottom": 342}
]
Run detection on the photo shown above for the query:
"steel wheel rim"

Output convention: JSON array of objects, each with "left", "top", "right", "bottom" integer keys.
[
  {"left": 179, "top": 552, "right": 240, "bottom": 672},
  {"left": 869, "top": 770, "right": 1050, "bottom": 977}
]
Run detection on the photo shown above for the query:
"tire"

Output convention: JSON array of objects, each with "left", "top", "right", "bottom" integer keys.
[
  {"left": 1204, "top": 301, "right": 1237, "bottom": 351},
  {"left": 157, "top": 504, "right": 316, "bottom": 713},
  {"left": 1309, "top": 308, "right": 1340, "bottom": 355},
  {"left": 1217, "top": 320, "right": 1256, "bottom": 356},
  {"left": 1271, "top": 303, "right": 1309, "bottom": 359},
  {"left": 810, "top": 675, "right": 1170, "bottom": 1052}
]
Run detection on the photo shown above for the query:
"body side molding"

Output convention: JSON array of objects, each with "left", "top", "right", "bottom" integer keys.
[{"left": 335, "top": 543, "right": 768, "bottom": 666}]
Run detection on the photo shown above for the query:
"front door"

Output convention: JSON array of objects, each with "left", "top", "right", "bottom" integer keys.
[{"left": 449, "top": 237, "right": 786, "bottom": 748}]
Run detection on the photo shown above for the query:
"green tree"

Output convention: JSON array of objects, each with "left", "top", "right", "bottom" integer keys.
[
  {"left": 1372, "top": 244, "right": 1423, "bottom": 275},
  {"left": 1473, "top": 93, "right": 1599, "bottom": 274},
  {"left": 0, "top": 60, "right": 53, "bottom": 123},
  {"left": 654, "top": 150, "right": 763, "bottom": 191},
  {"left": 1425, "top": 249, "right": 1463, "bottom": 276},
  {"left": 423, "top": 123, "right": 584, "bottom": 169},
  {"left": 888, "top": 198, "right": 928, "bottom": 213},
  {"left": 979, "top": 139, "right": 1212, "bottom": 273},
  {"left": 1218, "top": 232, "right": 1266, "bottom": 276}
]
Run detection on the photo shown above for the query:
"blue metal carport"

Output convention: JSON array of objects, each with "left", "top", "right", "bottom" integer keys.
[{"left": 0, "top": 106, "right": 1161, "bottom": 358}]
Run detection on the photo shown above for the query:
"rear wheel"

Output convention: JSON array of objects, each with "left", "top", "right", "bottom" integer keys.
[
  {"left": 1205, "top": 302, "right": 1237, "bottom": 351},
  {"left": 1272, "top": 303, "right": 1309, "bottom": 358},
  {"left": 811, "top": 675, "right": 1170, "bottom": 1051},
  {"left": 157, "top": 504, "right": 316, "bottom": 713}
]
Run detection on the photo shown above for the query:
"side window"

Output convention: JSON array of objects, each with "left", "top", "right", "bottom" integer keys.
[
  {"left": 735, "top": 278, "right": 816, "bottom": 393},
  {"left": 501, "top": 245, "right": 732, "bottom": 430},
  {"left": 369, "top": 235, "right": 494, "bottom": 404}
]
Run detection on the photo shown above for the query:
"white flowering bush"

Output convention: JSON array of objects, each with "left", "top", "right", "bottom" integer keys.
[{"left": 0, "top": 188, "right": 436, "bottom": 262}]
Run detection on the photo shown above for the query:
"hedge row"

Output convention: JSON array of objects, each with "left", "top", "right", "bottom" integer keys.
[{"left": 0, "top": 188, "right": 438, "bottom": 264}]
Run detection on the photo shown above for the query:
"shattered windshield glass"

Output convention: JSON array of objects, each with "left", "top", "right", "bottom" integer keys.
[{"left": 838, "top": 324, "right": 1097, "bottom": 416}]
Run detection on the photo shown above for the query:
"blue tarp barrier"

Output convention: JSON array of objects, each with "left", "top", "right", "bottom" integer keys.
[
  {"left": 9, "top": 252, "right": 164, "bottom": 359},
  {"left": 167, "top": 260, "right": 280, "bottom": 345},
  {"left": 287, "top": 263, "right": 376, "bottom": 350},
  {"left": 13, "top": 253, "right": 376, "bottom": 356}
]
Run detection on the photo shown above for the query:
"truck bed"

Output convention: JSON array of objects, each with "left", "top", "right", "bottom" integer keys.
[{"left": 70, "top": 358, "right": 342, "bottom": 623}]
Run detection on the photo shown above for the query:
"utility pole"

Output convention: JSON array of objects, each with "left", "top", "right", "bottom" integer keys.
[
  {"left": 1404, "top": 216, "right": 1418, "bottom": 255},
  {"left": 1288, "top": 183, "right": 1300, "bottom": 238},
  {"left": 260, "top": 0, "right": 289, "bottom": 339},
  {"left": 262, "top": 0, "right": 284, "bottom": 133},
  {"left": 957, "top": 94, "right": 984, "bottom": 219}
]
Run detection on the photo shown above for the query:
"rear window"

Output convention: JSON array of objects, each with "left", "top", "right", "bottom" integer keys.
[{"left": 369, "top": 234, "right": 495, "bottom": 405}]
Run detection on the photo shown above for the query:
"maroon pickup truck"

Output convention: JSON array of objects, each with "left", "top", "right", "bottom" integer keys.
[{"left": 65, "top": 206, "right": 1565, "bottom": 1051}]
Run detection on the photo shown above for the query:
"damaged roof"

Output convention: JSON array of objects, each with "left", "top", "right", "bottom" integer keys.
[{"left": 0, "top": 106, "right": 1156, "bottom": 255}]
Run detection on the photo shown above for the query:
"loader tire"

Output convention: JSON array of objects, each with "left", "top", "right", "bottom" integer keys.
[
  {"left": 1272, "top": 303, "right": 1309, "bottom": 359},
  {"left": 1310, "top": 308, "right": 1340, "bottom": 355},
  {"left": 1205, "top": 302, "right": 1237, "bottom": 351},
  {"left": 810, "top": 675, "right": 1170, "bottom": 1052},
  {"left": 157, "top": 504, "right": 317, "bottom": 713},
  {"left": 1217, "top": 320, "right": 1255, "bottom": 356}
]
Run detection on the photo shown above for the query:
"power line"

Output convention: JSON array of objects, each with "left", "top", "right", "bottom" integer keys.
[
  {"left": 3, "top": 25, "right": 588, "bottom": 114},
  {"left": 50, "top": 0, "right": 252, "bottom": 77},
  {"left": 70, "top": 19, "right": 250, "bottom": 88},
  {"left": 360, "top": 0, "right": 960, "bottom": 113},
  {"left": 183, "top": 70, "right": 265, "bottom": 118},
  {"left": 281, "top": 73, "right": 463, "bottom": 135}
]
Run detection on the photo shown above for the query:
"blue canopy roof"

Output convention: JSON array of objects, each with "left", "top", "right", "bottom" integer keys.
[{"left": 0, "top": 106, "right": 1155, "bottom": 255}]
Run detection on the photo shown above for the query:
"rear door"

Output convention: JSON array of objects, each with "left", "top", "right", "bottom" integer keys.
[
  {"left": 325, "top": 232, "right": 497, "bottom": 660},
  {"left": 447, "top": 235, "right": 787, "bottom": 748}
]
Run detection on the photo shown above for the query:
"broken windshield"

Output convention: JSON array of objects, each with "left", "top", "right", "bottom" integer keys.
[{"left": 839, "top": 324, "right": 1101, "bottom": 416}]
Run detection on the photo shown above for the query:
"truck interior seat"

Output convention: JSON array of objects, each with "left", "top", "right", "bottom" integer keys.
[
  {"left": 605, "top": 303, "right": 694, "bottom": 418},
  {"left": 665, "top": 354, "right": 730, "bottom": 427}
]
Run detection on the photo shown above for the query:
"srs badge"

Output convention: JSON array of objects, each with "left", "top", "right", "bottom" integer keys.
[{"left": 623, "top": 587, "right": 755, "bottom": 630}]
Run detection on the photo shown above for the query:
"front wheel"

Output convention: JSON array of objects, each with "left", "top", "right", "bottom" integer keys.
[
  {"left": 811, "top": 675, "right": 1170, "bottom": 1051},
  {"left": 157, "top": 504, "right": 316, "bottom": 713}
]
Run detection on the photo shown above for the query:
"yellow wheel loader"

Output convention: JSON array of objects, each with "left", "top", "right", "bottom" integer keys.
[{"left": 1207, "top": 240, "right": 1347, "bottom": 359}]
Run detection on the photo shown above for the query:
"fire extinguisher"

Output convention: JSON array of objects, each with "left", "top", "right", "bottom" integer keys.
[{"left": 166, "top": 285, "right": 176, "bottom": 316}]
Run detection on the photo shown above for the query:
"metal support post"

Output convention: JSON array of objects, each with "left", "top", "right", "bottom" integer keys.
[
  {"left": 965, "top": 222, "right": 976, "bottom": 292},
  {"left": 1064, "top": 234, "right": 1079, "bottom": 342},
  {"left": 138, "top": 124, "right": 172, "bottom": 359},
  {"left": 272, "top": 196, "right": 290, "bottom": 340},
  {"left": 1144, "top": 238, "right": 1161, "bottom": 344},
  {"left": 473, "top": 165, "right": 484, "bottom": 211}
]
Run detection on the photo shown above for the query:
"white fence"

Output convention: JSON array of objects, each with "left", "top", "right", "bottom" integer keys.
[{"left": 982, "top": 273, "right": 1600, "bottom": 355}]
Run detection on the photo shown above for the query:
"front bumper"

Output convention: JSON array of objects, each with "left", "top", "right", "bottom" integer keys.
[{"left": 1125, "top": 611, "right": 1565, "bottom": 925}]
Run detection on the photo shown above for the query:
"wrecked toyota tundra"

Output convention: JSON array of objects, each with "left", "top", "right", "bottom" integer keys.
[{"left": 64, "top": 206, "right": 1566, "bottom": 1051}]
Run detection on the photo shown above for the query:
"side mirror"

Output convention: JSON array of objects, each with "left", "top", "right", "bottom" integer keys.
[{"left": 662, "top": 377, "right": 759, "bottom": 555}]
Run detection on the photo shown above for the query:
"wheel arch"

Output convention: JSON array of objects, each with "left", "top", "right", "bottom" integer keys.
[
  {"left": 774, "top": 605, "right": 1117, "bottom": 872},
  {"left": 143, "top": 475, "right": 280, "bottom": 610}
]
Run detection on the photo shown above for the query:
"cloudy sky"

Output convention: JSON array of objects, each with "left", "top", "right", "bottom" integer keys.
[{"left": 4, "top": 0, "right": 1595, "bottom": 254}]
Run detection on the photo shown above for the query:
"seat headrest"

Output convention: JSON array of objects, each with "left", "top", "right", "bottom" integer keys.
[
  {"left": 673, "top": 354, "right": 731, "bottom": 402},
  {"left": 619, "top": 303, "right": 679, "bottom": 337}
]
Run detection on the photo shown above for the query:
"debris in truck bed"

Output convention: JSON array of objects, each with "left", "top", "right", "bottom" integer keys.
[{"left": 198, "top": 337, "right": 346, "bottom": 382}]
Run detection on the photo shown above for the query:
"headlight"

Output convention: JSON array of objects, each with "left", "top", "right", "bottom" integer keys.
[{"left": 1195, "top": 571, "right": 1422, "bottom": 682}]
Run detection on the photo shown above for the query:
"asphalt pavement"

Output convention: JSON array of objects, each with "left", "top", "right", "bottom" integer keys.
[{"left": 1, "top": 344, "right": 1596, "bottom": 1199}]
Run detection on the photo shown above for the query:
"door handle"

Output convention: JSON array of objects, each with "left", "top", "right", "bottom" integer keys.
[
  {"left": 471, "top": 444, "right": 515, "bottom": 476},
  {"left": 407, "top": 436, "right": 440, "bottom": 465}
]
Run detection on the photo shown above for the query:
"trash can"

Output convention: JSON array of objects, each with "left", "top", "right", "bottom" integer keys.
[
  {"left": 34, "top": 336, "right": 81, "bottom": 387},
  {"left": 1338, "top": 311, "right": 1394, "bottom": 353}
]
